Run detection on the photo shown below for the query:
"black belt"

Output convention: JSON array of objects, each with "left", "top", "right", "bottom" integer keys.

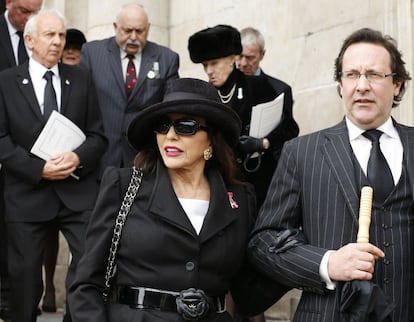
[{"left": 111, "top": 286, "right": 226, "bottom": 320}]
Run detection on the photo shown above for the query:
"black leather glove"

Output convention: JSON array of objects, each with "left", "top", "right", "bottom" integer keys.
[{"left": 238, "top": 135, "right": 265, "bottom": 154}]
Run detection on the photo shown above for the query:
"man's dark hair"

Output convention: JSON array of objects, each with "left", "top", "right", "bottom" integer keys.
[{"left": 334, "top": 28, "right": 411, "bottom": 107}]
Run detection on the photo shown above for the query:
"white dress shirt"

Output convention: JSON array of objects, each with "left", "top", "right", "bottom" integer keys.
[
  {"left": 120, "top": 49, "right": 142, "bottom": 81},
  {"left": 178, "top": 198, "right": 209, "bottom": 235},
  {"left": 4, "top": 10, "right": 31, "bottom": 64}
]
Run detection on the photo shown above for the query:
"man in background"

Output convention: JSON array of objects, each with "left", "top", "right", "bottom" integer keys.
[
  {"left": 80, "top": 2, "right": 179, "bottom": 173},
  {"left": 237, "top": 26, "right": 299, "bottom": 165},
  {"left": 0, "top": 0, "right": 42, "bottom": 319},
  {"left": 41, "top": 27, "right": 88, "bottom": 314},
  {"left": 0, "top": 10, "right": 107, "bottom": 321}
]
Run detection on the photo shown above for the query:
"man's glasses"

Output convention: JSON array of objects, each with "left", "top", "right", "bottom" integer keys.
[
  {"left": 154, "top": 119, "right": 208, "bottom": 136},
  {"left": 340, "top": 70, "right": 396, "bottom": 83}
]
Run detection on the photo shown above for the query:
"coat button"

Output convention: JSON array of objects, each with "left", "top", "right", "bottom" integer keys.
[{"left": 186, "top": 262, "right": 195, "bottom": 271}]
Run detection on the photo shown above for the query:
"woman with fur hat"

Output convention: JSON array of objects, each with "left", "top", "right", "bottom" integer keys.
[
  {"left": 188, "top": 25, "right": 298, "bottom": 210},
  {"left": 68, "top": 78, "right": 288, "bottom": 322}
]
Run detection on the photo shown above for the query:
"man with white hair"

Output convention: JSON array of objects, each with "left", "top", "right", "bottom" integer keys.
[
  {"left": 0, "top": 10, "right": 107, "bottom": 321},
  {"left": 237, "top": 26, "right": 299, "bottom": 166}
]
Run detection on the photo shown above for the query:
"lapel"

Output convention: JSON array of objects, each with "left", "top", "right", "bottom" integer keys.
[
  {"left": 149, "top": 163, "right": 197, "bottom": 236},
  {"left": 15, "top": 63, "right": 44, "bottom": 122},
  {"left": 394, "top": 120, "right": 414, "bottom": 200},
  {"left": 58, "top": 63, "right": 72, "bottom": 115},
  {"left": 107, "top": 38, "right": 127, "bottom": 98},
  {"left": 136, "top": 42, "right": 156, "bottom": 87},
  {"left": 321, "top": 119, "right": 360, "bottom": 223},
  {"left": 198, "top": 169, "right": 238, "bottom": 243},
  {"left": 148, "top": 163, "right": 238, "bottom": 242},
  {"left": 0, "top": 15, "right": 16, "bottom": 67}
]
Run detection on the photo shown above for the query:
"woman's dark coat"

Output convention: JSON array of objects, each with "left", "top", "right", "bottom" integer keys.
[{"left": 68, "top": 164, "right": 287, "bottom": 321}]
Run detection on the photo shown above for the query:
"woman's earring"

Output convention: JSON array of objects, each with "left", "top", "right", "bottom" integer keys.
[{"left": 203, "top": 147, "right": 213, "bottom": 160}]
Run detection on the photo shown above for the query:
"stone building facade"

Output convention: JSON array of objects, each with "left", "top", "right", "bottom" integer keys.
[{"left": 39, "top": 0, "right": 414, "bottom": 320}]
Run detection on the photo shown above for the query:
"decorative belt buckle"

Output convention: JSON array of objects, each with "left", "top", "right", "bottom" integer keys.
[{"left": 176, "top": 288, "right": 209, "bottom": 320}]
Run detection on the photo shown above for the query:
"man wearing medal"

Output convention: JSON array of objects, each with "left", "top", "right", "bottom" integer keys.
[{"left": 79, "top": 3, "right": 179, "bottom": 173}]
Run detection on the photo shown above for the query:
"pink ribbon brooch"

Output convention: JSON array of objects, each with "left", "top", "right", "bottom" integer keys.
[{"left": 227, "top": 192, "right": 239, "bottom": 209}]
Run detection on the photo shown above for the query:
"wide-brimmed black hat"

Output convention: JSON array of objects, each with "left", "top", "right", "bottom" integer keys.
[
  {"left": 127, "top": 78, "right": 241, "bottom": 150},
  {"left": 188, "top": 24, "right": 242, "bottom": 63},
  {"left": 65, "top": 28, "right": 86, "bottom": 49}
]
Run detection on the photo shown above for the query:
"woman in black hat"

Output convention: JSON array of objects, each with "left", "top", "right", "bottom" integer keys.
[
  {"left": 68, "top": 78, "right": 288, "bottom": 322},
  {"left": 188, "top": 25, "right": 299, "bottom": 210},
  {"left": 61, "top": 28, "right": 87, "bottom": 66}
]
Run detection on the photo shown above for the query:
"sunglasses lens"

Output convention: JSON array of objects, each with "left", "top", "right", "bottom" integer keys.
[
  {"left": 155, "top": 122, "right": 171, "bottom": 134},
  {"left": 174, "top": 120, "right": 198, "bottom": 135}
]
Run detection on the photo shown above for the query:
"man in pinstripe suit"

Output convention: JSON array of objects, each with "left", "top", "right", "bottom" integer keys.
[{"left": 249, "top": 28, "right": 413, "bottom": 322}]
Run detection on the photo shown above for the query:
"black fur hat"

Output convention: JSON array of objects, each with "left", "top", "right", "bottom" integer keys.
[{"left": 188, "top": 24, "right": 242, "bottom": 63}]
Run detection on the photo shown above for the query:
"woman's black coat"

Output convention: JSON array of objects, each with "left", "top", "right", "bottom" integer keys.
[{"left": 68, "top": 164, "right": 288, "bottom": 321}]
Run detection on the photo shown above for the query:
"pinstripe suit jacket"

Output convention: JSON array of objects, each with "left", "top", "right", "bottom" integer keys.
[
  {"left": 80, "top": 37, "right": 179, "bottom": 171},
  {"left": 249, "top": 119, "right": 414, "bottom": 322}
]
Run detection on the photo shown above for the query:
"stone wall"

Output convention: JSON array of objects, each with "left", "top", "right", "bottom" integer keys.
[
  {"left": 40, "top": 0, "right": 414, "bottom": 319},
  {"left": 43, "top": 0, "right": 414, "bottom": 130}
]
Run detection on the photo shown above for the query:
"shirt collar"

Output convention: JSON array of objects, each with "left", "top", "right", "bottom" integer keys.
[
  {"left": 119, "top": 48, "right": 142, "bottom": 60},
  {"left": 346, "top": 116, "right": 398, "bottom": 141},
  {"left": 254, "top": 68, "right": 261, "bottom": 76},
  {"left": 29, "top": 58, "right": 59, "bottom": 81},
  {"left": 4, "top": 11, "right": 18, "bottom": 37}
]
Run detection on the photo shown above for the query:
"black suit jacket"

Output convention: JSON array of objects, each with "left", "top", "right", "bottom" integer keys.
[
  {"left": 0, "top": 62, "right": 107, "bottom": 222},
  {"left": 0, "top": 13, "right": 17, "bottom": 71}
]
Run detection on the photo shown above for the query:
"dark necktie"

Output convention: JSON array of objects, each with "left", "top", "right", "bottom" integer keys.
[
  {"left": 125, "top": 54, "right": 137, "bottom": 98},
  {"left": 16, "top": 31, "right": 28, "bottom": 65},
  {"left": 362, "top": 129, "right": 394, "bottom": 203},
  {"left": 43, "top": 71, "right": 58, "bottom": 120}
]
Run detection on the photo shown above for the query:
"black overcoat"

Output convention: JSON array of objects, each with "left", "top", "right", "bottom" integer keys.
[{"left": 69, "top": 163, "right": 287, "bottom": 321}]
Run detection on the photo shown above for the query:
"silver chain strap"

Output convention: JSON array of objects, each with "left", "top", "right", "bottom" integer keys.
[{"left": 102, "top": 167, "right": 143, "bottom": 301}]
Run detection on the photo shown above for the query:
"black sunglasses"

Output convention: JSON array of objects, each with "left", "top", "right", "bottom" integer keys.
[{"left": 154, "top": 119, "right": 208, "bottom": 136}]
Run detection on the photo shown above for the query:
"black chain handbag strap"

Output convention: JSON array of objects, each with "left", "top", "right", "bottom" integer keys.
[{"left": 102, "top": 167, "right": 143, "bottom": 302}]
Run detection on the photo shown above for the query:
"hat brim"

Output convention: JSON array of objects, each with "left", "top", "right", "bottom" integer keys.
[{"left": 127, "top": 98, "right": 241, "bottom": 151}]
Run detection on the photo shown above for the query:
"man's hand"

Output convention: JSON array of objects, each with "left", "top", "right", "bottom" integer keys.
[
  {"left": 42, "top": 152, "right": 80, "bottom": 180},
  {"left": 328, "top": 243, "right": 385, "bottom": 281}
]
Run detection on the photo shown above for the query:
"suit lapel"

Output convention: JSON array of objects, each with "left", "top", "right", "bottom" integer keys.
[
  {"left": 198, "top": 169, "right": 237, "bottom": 243},
  {"left": 395, "top": 121, "right": 414, "bottom": 201},
  {"left": 322, "top": 120, "right": 359, "bottom": 223},
  {"left": 107, "top": 38, "right": 127, "bottom": 98},
  {"left": 0, "top": 15, "right": 16, "bottom": 67},
  {"left": 136, "top": 44, "right": 154, "bottom": 89},
  {"left": 15, "top": 63, "right": 44, "bottom": 122},
  {"left": 59, "top": 64, "right": 72, "bottom": 114},
  {"left": 149, "top": 164, "right": 196, "bottom": 235}
]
